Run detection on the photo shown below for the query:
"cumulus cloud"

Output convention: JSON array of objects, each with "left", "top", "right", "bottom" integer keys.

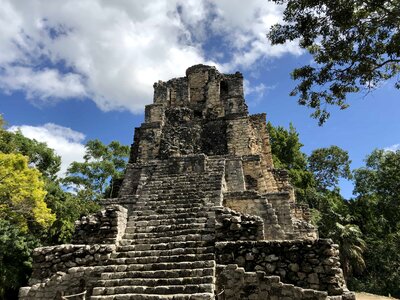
[
  {"left": 0, "top": 0, "right": 299, "bottom": 112},
  {"left": 8, "top": 123, "right": 86, "bottom": 176},
  {"left": 384, "top": 144, "right": 400, "bottom": 152},
  {"left": 0, "top": 67, "right": 86, "bottom": 102}
]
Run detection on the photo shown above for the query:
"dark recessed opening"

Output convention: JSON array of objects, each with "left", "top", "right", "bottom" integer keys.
[
  {"left": 220, "top": 80, "right": 229, "bottom": 100},
  {"left": 194, "top": 110, "right": 203, "bottom": 118},
  {"left": 245, "top": 175, "right": 258, "bottom": 190}
]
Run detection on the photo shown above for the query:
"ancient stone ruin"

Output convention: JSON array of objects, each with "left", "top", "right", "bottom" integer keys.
[{"left": 20, "top": 65, "right": 355, "bottom": 299}]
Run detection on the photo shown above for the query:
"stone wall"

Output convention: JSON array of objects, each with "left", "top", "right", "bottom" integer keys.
[
  {"left": 216, "top": 264, "right": 333, "bottom": 300},
  {"left": 20, "top": 266, "right": 106, "bottom": 300},
  {"left": 223, "top": 191, "right": 285, "bottom": 240},
  {"left": 224, "top": 158, "right": 246, "bottom": 192},
  {"left": 159, "top": 107, "right": 202, "bottom": 158},
  {"left": 215, "top": 207, "right": 264, "bottom": 241},
  {"left": 249, "top": 113, "right": 274, "bottom": 168},
  {"left": 28, "top": 244, "right": 115, "bottom": 284},
  {"left": 215, "top": 239, "right": 348, "bottom": 296},
  {"left": 72, "top": 205, "right": 127, "bottom": 244}
]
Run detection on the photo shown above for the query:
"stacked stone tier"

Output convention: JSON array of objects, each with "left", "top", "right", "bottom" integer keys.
[{"left": 90, "top": 157, "right": 225, "bottom": 299}]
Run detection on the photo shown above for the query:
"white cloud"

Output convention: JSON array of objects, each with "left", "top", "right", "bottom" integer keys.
[
  {"left": 0, "top": 67, "right": 86, "bottom": 102},
  {"left": 384, "top": 144, "right": 400, "bottom": 152},
  {"left": 0, "top": 0, "right": 299, "bottom": 112},
  {"left": 244, "top": 79, "right": 276, "bottom": 106},
  {"left": 8, "top": 123, "right": 86, "bottom": 176}
]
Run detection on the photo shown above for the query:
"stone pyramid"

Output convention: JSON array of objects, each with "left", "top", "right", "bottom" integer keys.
[{"left": 20, "top": 65, "right": 355, "bottom": 300}]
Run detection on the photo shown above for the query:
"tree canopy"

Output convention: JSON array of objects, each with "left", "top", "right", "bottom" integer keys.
[
  {"left": 349, "top": 149, "right": 400, "bottom": 296},
  {"left": 309, "top": 146, "right": 352, "bottom": 190},
  {"left": 0, "top": 219, "right": 40, "bottom": 300},
  {"left": 63, "top": 139, "right": 130, "bottom": 200},
  {"left": 268, "top": 0, "right": 400, "bottom": 124},
  {"left": 0, "top": 152, "right": 55, "bottom": 231},
  {"left": 0, "top": 127, "right": 61, "bottom": 180},
  {"left": 353, "top": 149, "right": 400, "bottom": 232},
  {"left": 267, "top": 122, "right": 317, "bottom": 205}
]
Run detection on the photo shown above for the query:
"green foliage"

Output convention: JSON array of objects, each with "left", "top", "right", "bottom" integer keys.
[
  {"left": 309, "top": 146, "right": 352, "bottom": 190},
  {"left": 267, "top": 122, "right": 317, "bottom": 205},
  {"left": 268, "top": 0, "right": 400, "bottom": 125},
  {"left": 353, "top": 149, "right": 400, "bottom": 231},
  {"left": 0, "top": 116, "right": 129, "bottom": 297},
  {"left": 63, "top": 139, "right": 130, "bottom": 200},
  {"left": 267, "top": 122, "right": 307, "bottom": 170},
  {"left": 347, "top": 149, "right": 400, "bottom": 297},
  {"left": 0, "top": 127, "right": 61, "bottom": 180},
  {"left": 332, "top": 222, "right": 366, "bottom": 278},
  {"left": 0, "top": 152, "right": 55, "bottom": 231},
  {"left": 0, "top": 219, "right": 40, "bottom": 300},
  {"left": 44, "top": 181, "right": 99, "bottom": 244}
]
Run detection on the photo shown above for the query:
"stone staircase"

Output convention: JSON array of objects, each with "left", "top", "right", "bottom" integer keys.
[{"left": 90, "top": 157, "right": 225, "bottom": 299}]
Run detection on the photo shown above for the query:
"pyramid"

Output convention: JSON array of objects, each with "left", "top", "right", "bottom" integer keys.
[{"left": 20, "top": 65, "right": 355, "bottom": 300}]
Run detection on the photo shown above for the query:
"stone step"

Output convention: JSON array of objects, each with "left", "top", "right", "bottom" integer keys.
[
  {"left": 112, "top": 246, "right": 214, "bottom": 258},
  {"left": 139, "top": 189, "right": 221, "bottom": 194},
  {"left": 125, "top": 223, "right": 208, "bottom": 234},
  {"left": 138, "top": 187, "right": 219, "bottom": 193},
  {"left": 139, "top": 182, "right": 218, "bottom": 187},
  {"left": 130, "top": 207, "right": 205, "bottom": 216},
  {"left": 107, "top": 253, "right": 215, "bottom": 265},
  {"left": 146, "top": 173, "right": 221, "bottom": 179},
  {"left": 126, "top": 217, "right": 208, "bottom": 227},
  {"left": 134, "top": 195, "right": 219, "bottom": 204},
  {"left": 141, "top": 185, "right": 211, "bottom": 190},
  {"left": 101, "top": 268, "right": 214, "bottom": 280},
  {"left": 140, "top": 184, "right": 220, "bottom": 190},
  {"left": 90, "top": 292, "right": 214, "bottom": 299},
  {"left": 123, "top": 228, "right": 213, "bottom": 239},
  {"left": 141, "top": 184, "right": 221, "bottom": 190},
  {"left": 101, "top": 260, "right": 215, "bottom": 272},
  {"left": 130, "top": 211, "right": 210, "bottom": 221},
  {"left": 136, "top": 196, "right": 214, "bottom": 203},
  {"left": 147, "top": 183, "right": 220, "bottom": 188},
  {"left": 133, "top": 203, "right": 206, "bottom": 211},
  {"left": 121, "top": 233, "right": 212, "bottom": 244},
  {"left": 97, "top": 276, "right": 214, "bottom": 287},
  {"left": 92, "top": 284, "right": 213, "bottom": 296},
  {"left": 136, "top": 198, "right": 209, "bottom": 204},
  {"left": 134, "top": 200, "right": 208, "bottom": 207},
  {"left": 117, "top": 241, "right": 211, "bottom": 251}
]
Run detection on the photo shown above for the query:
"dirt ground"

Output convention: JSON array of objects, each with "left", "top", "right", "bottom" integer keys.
[{"left": 356, "top": 293, "right": 399, "bottom": 300}]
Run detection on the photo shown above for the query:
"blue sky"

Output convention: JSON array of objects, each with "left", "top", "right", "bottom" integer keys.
[{"left": 0, "top": 0, "right": 398, "bottom": 198}]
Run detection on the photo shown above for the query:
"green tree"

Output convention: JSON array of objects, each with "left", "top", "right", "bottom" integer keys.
[
  {"left": 309, "top": 146, "right": 352, "bottom": 190},
  {"left": 0, "top": 152, "right": 55, "bottom": 231},
  {"left": 267, "top": 122, "right": 317, "bottom": 205},
  {"left": 348, "top": 149, "right": 400, "bottom": 296},
  {"left": 0, "top": 219, "right": 40, "bottom": 300},
  {"left": 44, "top": 181, "right": 99, "bottom": 244},
  {"left": 63, "top": 139, "right": 129, "bottom": 200},
  {"left": 331, "top": 222, "right": 366, "bottom": 278},
  {"left": 353, "top": 149, "right": 400, "bottom": 230},
  {"left": 0, "top": 129, "right": 61, "bottom": 180},
  {"left": 268, "top": 0, "right": 400, "bottom": 124}
]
